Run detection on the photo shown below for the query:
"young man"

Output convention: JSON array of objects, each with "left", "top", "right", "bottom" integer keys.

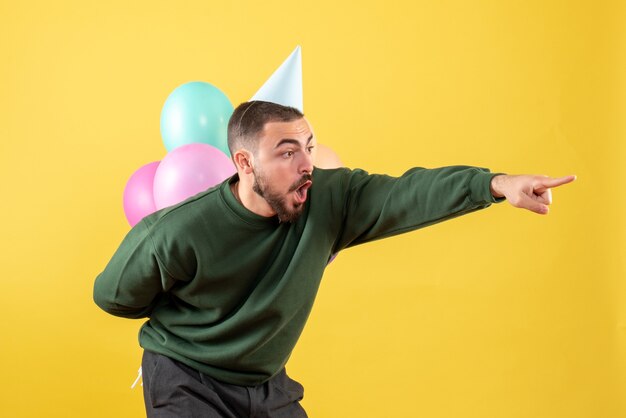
[{"left": 94, "top": 101, "right": 575, "bottom": 417}]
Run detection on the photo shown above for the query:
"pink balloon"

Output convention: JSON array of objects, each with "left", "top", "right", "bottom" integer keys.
[
  {"left": 123, "top": 161, "right": 160, "bottom": 227},
  {"left": 153, "top": 143, "right": 236, "bottom": 210}
]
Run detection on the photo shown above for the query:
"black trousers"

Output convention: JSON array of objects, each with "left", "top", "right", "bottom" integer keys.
[{"left": 142, "top": 350, "right": 308, "bottom": 418}]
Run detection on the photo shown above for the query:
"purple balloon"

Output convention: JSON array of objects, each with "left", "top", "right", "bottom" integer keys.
[
  {"left": 123, "top": 161, "right": 160, "bottom": 227},
  {"left": 153, "top": 143, "right": 236, "bottom": 210}
]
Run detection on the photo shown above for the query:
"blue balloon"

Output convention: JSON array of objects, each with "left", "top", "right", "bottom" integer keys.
[{"left": 160, "top": 81, "right": 234, "bottom": 156}]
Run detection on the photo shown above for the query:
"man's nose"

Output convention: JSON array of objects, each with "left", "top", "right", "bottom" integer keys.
[{"left": 299, "top": 151, "right": 314, "bottom": 174}]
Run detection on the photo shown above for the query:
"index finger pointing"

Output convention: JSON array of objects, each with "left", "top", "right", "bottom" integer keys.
[{"left": 540, "top": 175, "right": 577, "bottom": 189}]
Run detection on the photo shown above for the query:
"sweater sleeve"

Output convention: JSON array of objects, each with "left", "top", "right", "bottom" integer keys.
[
  {"left": 93, "top": 219, "right": 178, "bottom": 319},
  {"left": 333, "top": 165, "right": 505, "bottom": 251}
]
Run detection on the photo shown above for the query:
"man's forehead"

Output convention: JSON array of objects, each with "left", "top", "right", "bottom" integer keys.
[{"left": 261, "top": 118, "right": 312, "bottom": 141}]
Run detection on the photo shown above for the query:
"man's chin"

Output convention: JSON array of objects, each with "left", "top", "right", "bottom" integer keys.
[{"left": 276, "top": 204, "right": 304, "bottom": 223}]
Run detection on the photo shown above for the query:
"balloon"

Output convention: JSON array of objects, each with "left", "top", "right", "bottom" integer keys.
[
  {"left": 315, "top": 143, "right": 343, "bottom": 266},
  {"left": 160, "top": 81, "right": 234, "bottom": 155},
  {"left": 123, "top": 161, "right": 160, "bottom": 227},
  {"left": 153, "top": 143, "right": 236, "bottom": 210},
  {"left": 314, "top": 143, "right": 343, "bottom": 169}
]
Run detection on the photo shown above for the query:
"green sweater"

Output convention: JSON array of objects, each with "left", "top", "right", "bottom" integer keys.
[{"left": 94, "top": 166, "right": 504, "bottom": 385}]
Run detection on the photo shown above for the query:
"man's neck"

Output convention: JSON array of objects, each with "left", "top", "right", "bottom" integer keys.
[{"left": 231, "top": 178, "right": 276, "bottom": 218}]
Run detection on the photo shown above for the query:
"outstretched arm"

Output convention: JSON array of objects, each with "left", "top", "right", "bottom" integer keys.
[
  {"left": 331, "top": 166, "right": 504, "bottom": 251},
  {"left": 490, "top": 174, "right": 577, "bottom": 214}
]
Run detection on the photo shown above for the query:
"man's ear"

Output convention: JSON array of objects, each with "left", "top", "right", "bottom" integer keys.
[{"left": 233, "top": 149, "right": 254, "bottom": 174}]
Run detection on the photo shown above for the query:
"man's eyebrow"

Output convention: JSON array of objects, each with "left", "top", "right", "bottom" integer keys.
[{"left": 274, "top": 134, "right": 314, "bottom": 149}]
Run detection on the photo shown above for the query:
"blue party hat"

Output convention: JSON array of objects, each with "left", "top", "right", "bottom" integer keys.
[{"left": 251, "top": 46, "right": 303, "bottom": 112}]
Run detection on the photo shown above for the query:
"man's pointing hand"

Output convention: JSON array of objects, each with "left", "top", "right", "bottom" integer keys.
[{"left": 490, "top": 174, "right": 577, "bottom": 215}]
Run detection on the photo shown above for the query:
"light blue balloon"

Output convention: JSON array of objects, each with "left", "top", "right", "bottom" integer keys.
[{"left": 160, "top": 81, "right": 234, "bottom": 156}]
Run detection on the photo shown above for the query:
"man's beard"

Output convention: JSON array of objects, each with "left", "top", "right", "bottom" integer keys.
[{"left": 252, "top": 169, "right": 312, "bottom": 223}]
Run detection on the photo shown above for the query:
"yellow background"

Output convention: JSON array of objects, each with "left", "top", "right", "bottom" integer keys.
[{"left": 1, "top": 1, "right": 624, "bottom": 417}]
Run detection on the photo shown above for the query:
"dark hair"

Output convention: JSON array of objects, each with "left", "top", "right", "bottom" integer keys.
[{"left": 227, "top": 101, "right": 304, "bottom": 155}]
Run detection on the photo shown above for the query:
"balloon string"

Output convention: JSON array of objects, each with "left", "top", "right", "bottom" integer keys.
[
  {"left": 131, "top": 366, "right": 143, "bottom": 389},
  {"left": 236, "top": 101, "right": 259, "bottom": 133}
]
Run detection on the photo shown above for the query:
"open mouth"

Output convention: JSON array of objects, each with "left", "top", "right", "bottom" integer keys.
[{"left": 293, "top": 180, "right": 312, "bottom": 204}]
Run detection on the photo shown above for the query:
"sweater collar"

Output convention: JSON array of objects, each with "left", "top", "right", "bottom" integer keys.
[{"left": 220, "top": 174, "right": 281, "bottom": 227}]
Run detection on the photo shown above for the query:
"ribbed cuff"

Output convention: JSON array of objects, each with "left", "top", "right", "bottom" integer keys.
[{"left": 469, "top": 170, "right": 507, "bottom": 204}]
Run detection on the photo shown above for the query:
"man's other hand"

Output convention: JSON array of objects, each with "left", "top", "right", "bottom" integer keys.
[{"left": 490, "top": 174, "right": 577, "bottom": 215}]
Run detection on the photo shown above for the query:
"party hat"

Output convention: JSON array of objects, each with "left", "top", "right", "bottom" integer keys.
[{"left": 251, "top": 46, "right": 303, "bottom": 112}]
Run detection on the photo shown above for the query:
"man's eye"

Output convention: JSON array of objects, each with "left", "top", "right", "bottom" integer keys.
[
  {"left": 283, "top": 151, "right": 294, "bottom": 158},
  {"left": 307, "top": 146, "right": 315, "bottom": 153}
]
